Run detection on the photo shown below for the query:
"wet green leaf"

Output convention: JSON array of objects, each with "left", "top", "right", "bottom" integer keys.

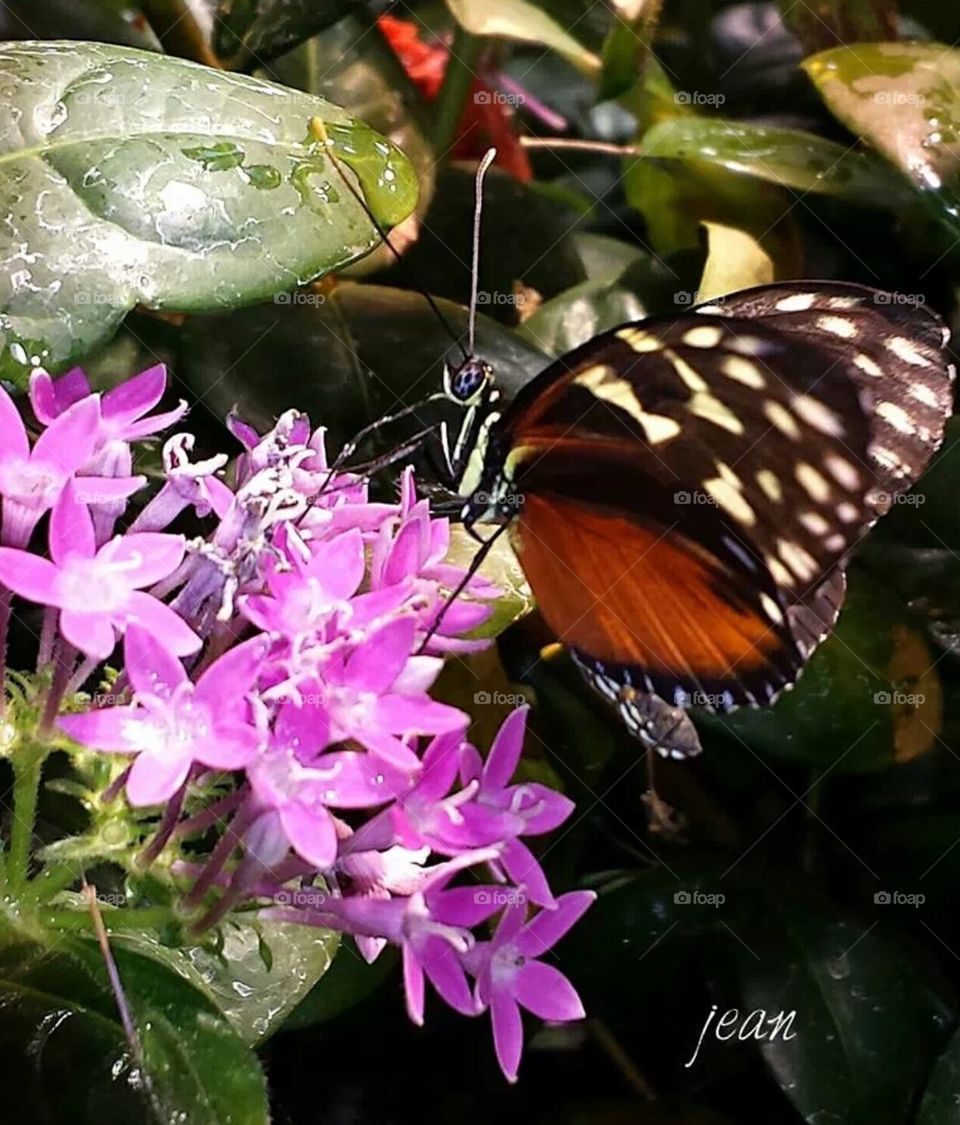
[
  {"left": 0, "top": 934, "right": 268, "bottom": 1124},
  {"left": 116, "top": 915, "right": 339, "bottom": 1044},
  {"left": 803, "top": 42, "right": 960, "bottom": 237},
  {"left": 639, "top": 117, "right": 916, "bottom": 212},
  {"left": 738, "top": 889, "right": 953, "bottom": 1125},
  {"left": 445, "top": 0, "right": 601, "bottom": 74},
  {"left": 0, "top": 40, "right": 417, "bottom": 383}
]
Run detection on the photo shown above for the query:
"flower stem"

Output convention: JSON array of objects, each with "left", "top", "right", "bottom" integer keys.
[
  {"left": 9, "top": 740, "right": 48, "bottom": 889},
  {"left": 432, "top": 25, "right": 482, "bottom": 154},
  {"left": 26, "top": 860, "right": 85, "bottom": 905}
]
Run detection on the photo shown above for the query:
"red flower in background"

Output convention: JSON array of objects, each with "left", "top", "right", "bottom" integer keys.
[{"left": 378, "top": 13, "right": 534, "bottom": 182}]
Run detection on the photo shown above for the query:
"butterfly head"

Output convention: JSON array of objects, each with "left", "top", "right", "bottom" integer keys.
[{"left": 443, "top": 355, "right": 495, "bottom": 406}]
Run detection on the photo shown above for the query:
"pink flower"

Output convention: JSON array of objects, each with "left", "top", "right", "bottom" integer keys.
[{"left": 0, "top": 484, "right": 198, "bottom": 658}]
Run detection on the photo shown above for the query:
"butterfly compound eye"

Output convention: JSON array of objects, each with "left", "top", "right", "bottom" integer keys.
[{"left": 445, "top": 358, "right": 494, "bottom": 405}]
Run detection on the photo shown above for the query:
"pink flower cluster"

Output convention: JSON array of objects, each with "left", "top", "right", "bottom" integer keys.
[{"left": 0, "top": 364, "right": 593, "bottom": 1081}]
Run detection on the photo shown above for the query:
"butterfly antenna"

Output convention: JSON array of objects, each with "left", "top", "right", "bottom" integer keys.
[
  {"left": 308, "top": 116, "right": 467, "bottom": 362},
  {"left": 468, "top": 148, "right": 497, "bottom": 358}
]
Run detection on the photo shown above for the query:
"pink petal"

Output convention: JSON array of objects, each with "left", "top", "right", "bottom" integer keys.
[
  {"left": 501, "top": 840, "right": 555, "bottom": 910},
  {"left": 195, "top": 634, "right": 269, "bottom": 702},
  {"left": 374, "top": 694, "right": 467, "bottom": 736},
  {"left": 97, "top": 532, "right": 185, "bottom": 587},
  {"left": 517, "top": 891, "right": 596, "bottom": 956},
  {"left": 345, "top": 617, "right": 416, "bottom": 692},
  {"left": 306, "top": 529, "right": 365, "bottom": 600},
  {"left": 58, "top": 705, "right": 141, "bottom": 751},
  {"left": 123, "top": 402, "right": 188, "bottom": 441},
  {"left": 382, "top": 519, "right": 422, "bottom": 584},
  {"left": 315, "top": 751, "right": 407, "bottom": 808},
  {"left": 126, "top": 750, "right": 191, "bottom": 806},
  {"left": 390, "top": 655, "right": 443, "bottom": 695},
  {"left": 420, "top": 934, "right": 476, "bottom": 1016},
  {"left": 102, "top": 364, "right": 165, "bottom": 425},
  {"left": 513, "top": 961, "right": 585, "bottom": 1022},
  {"left": 403, "top": 944, "right": 425, "bottom": 1026},
  {"left": 49, "top": 484, "right": 95, "bottom": 564},
  {"left": 29, "top": 367, "right": 90, "bottom": 423},
  {"left": 71, "top": 475, "right": 146, "bottom": 506},
  {"left": 484, "top": 706, "right": 529, "bottom": 790},
  {"left": 194, "top": 722, "right": 261, "bottom": 770},
  {"left": 416, "top": 730, "right": 464, "bottom": 801},
  {"left": 0, "top": 549, "right": 60, "bottom": 604},
  {"left": 0, "top": 385, "right": 28, "bottom": 460},
  {"left": 359, "top": 729, "right": 422, "bottom": 774},
  {"left": 33, "top": 395, "right": 99, "bottom": 476},
  {"left": 123, "top": 592, "right": 200, "bottom": 655},
  {"left": 60, "top": 609, "right": 116, "bottom": 658},
  {"left": 510, "top": 784, "right": 575, "bottom": 835},
  {"left": 281, "top": 800, "right": 338, "bottom": 868},
  {"left": 125, "top": 624, "right": 187, "bottom": 697},
  {"left": 490, "top": 992, "right": 524, "bottom": 1083},
  {"left": 432, "top": 885, "right": 503, "bottom": 928}
]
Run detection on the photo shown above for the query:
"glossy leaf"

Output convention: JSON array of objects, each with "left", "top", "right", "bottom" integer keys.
[
  {"left": 700, "top": 572, "right": 944, "bottom": 773},
  {"left": 803, "top": 43, "right": 960, "bottom": 237},
  {"left": 117, "top": 916, "right": 339, "bottom": 1044},
  {"left": 445, "top": 0, "right": 601, "bottom": 74},
  {"left": 0, "top": 40, "right": 417, "bottom": 383},
  {"left": 697, "top": 221, "right": 773, "bottom": 302},
  {"left": 179, "top": 281, "right": 547, "bottom": 447},
  {"left": 639, "top": 117, "right": 916, "bottom": 212},
  {"left": 0, "top": 934, "right": 268, "bottom": 1124},
  {"left": 739, "top": 889, "right": 953, "bottom": 1125},
  {"left": 214, "top": 0, "right": 360, "bottom": 66}
]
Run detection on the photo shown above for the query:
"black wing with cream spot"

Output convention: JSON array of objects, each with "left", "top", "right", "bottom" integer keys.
[
  {"left": 484, "top": 287, "right": 953, "bottom": 734},
  {"left": 694, "top": 282, "right": 954, "bottom": 502}
]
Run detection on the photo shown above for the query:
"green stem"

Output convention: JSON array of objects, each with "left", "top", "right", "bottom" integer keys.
[
  {"left": 432, "top": 26, "right": 483, "bottom": 155},
  {"left": 26, "top": 861, "right": 85, "bottom": 905},
  {"left": 40, "top": 905, "right": 174, "bottom": 933},
  {"left": 9, "top": 741, "right": 49, "bottom": 891}
]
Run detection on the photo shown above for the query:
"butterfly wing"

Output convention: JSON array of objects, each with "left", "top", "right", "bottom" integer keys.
[{"left": 482, "top": 286, "right": 952, "bottom": 730}]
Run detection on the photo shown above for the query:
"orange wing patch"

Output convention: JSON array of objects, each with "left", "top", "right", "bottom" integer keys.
[{"left": 514, "top": 493, "right": 787, "bottom": 690}]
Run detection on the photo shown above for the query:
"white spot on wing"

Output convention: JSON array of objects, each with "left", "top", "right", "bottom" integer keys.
[
  {"left": 775, "top": 292, "right": 816, "bottom": 312},
  {"left": 817, "top": 314, "right": 857, "bottom": 339}
]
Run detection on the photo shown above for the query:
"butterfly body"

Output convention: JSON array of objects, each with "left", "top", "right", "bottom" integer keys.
[{"left": 452, "top": 283, "right": 954, "bottom": 750}]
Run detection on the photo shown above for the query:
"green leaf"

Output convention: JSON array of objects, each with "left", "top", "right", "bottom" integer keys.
[
  {"left": 445, "top": 524, "right": 534, "bottom": 638},
  {"left": 639, "top": 117, "right": 916, "bottom": 211},
  {"left": 179, "top": 281, "right": 547, "bottom": 448},
  {"left": 0, "top": 1, "right": 162, "bottom": 50},
  {"left": 737, "top": 889, "right": 953, "bottom": 1125},
  {"left": 0, "top": 934, "right": 268, "bottom": 1124},
  {"left": 260, "top": 12, "right": 437, "bottom": 276},
  {"left": 699, "top": 571, "right": 944, "bottom": 772},
  {"left": 697, "top": 221, "right": 773, "bottom": 302},
  {"left": 116, "top": 915, "right": 339, "bottom": 1044},
  {"left": 917, "top": 1025, "right": 960, "bottom": 1124},
  {"left": 779, "top": 0, "right": 899, "bottom": 53},
  {"left": 445, "top": 0, "right": 601, "bottom": 74},
  {"left": 214, "top": 0, "right": 360, "bottom": 66},
  {"left": 0, "top": 40, "right": 418, "bottom": 383},
  {"left": 803, "top": 43, "right": 960, "bottom": 237}
]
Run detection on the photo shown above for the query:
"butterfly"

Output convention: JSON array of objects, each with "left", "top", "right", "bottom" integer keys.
[{"left": 441, "top": 282, "right": 954, "bottom": 754}]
